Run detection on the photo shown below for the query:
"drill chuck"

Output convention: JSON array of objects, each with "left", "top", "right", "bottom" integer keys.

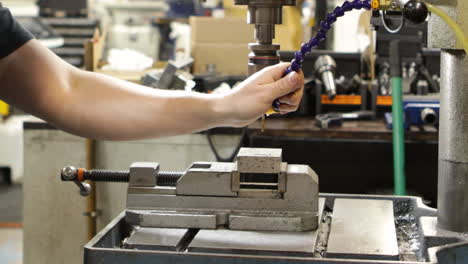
[{"left": 248, "top": 43, "right": 280, "bottom": 76}]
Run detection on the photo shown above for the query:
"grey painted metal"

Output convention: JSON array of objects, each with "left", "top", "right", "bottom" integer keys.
[
  {"left": 228, "top": 215, "right": 307, "bottom": 232},
  {"left": 327, "top": 199, "right": 399, "bottom": 260},
  {"left": 427, "top": 1, "right": 467, "bottom": 50},
  {"left": 129, "top": 162, "right": 159, "bottom": 187},
  {"left": 123, "top": 227, "right": 189, "bottom": 251},
  {"left": 187, "top": 198, "right": 325, "bottom": 256},
  {"left": 438, "top": 51, "right": 468, "bottom": 163},
  {"left": 84, "top": 194, "right": 468, "bottom": 264},
  {"left": 236, "top": 148, "right": 282, "bottom": 173},
  {"left": 438, "top": 50, "right": 468, "bottom": 232},
  {"left": 127, "top": 210, "right": 218, "bottom": 229},
  {"left": 176, "top": 162, "right": 237, "bottom": 197},
  {"left": 420, "top": 216, "right": 468, "bottom": 253},
  {"left": 426, "top": 0, "right": 468, "bottom": 233},
  {"left": 124, "top": 148, "right": 319, "bottom": 232},
  {"left": 188, "top": 229, "right": 316, "bottom": 256}
]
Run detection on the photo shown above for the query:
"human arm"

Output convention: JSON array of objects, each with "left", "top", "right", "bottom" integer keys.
[{"left": 0, "top": 39, "right": 304, "bottom": 140}]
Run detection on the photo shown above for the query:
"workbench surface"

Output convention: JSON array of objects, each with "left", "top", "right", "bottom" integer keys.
[
  {"left": 24, "top": 117, "right": 438, "bottom": 142},
  {"left": 247, "top": 117, "right": 438, "bottom": 142}
]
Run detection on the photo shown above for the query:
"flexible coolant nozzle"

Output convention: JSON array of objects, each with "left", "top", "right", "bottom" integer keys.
[{"left": 269, "top": 0, "right": 372, "bottom": 113}]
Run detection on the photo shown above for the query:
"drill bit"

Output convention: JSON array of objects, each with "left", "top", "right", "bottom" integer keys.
[{"left": 261, "top": 116, "right": 266, "bottom": 132}]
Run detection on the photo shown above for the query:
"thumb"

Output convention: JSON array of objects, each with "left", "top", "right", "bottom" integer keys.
[{"left": 266, "top": 71, "right": 301, "bottom": 98}]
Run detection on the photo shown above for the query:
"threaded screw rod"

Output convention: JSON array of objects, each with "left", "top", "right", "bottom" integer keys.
[
  {"left": 83, "top": 170, "right": 129, "bottom": 182},
  {"left": 61, "top": 166, "right": 184, "bottom": 186}
]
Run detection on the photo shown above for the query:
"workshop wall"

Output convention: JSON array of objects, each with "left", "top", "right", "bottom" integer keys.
[{"left": 23, "top": 130, "right": 88, "bottom": 264}]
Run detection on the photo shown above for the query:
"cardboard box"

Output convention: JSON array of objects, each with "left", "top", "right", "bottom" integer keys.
[
  {"left": 190, "top": 16, "right": 254, "bottom": 44},
  {"left": 192, "top": 42, "right": 249, "bottom": 75}
]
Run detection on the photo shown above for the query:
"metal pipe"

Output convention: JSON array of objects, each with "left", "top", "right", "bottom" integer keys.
[
  {"left": 437, "top": 49, "right": 468, "bottom": 232},
  {"left": 390, "top": 40, "right": 406, "bottom": 196}
]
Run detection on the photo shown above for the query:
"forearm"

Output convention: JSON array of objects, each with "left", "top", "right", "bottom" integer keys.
[
  {"left": 58, "top": 69, "right": 228, "bottom": 140},
  {"left": 0, "top": 40, "right": 230, "bottom": 140},
  {"left": 0, "top": 40, "right": 303, "bottom": 141}
]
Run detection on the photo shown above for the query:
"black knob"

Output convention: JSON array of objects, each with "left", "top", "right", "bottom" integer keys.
[{"left": 403, "top": 0, "right": 429, "bottom": 24}]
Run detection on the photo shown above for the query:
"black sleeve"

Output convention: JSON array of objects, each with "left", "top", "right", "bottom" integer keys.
[{"left": 0, "top": 5, "right": 34, "bottom": 59}]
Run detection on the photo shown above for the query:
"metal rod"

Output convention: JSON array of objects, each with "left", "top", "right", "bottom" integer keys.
[
  {"left": 389, "top": 40, "right": 406, "bottom": 196},
  {"left": 85, "top": 139, "right": 97, "bottom": 240},
  {"left": 62, "top": 166, "right": 185, "bottom": 187}
]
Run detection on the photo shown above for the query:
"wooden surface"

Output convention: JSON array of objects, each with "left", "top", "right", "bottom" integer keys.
[
  {"left": 23, "top": 117, "right": 439, "bottom": 142},
  {"left": 247, "top": 117, "right": 438, "bottom": 142}
]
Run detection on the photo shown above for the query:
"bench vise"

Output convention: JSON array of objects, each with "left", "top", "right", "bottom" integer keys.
[{"left": 61, "top": 148, "right": 319, "bottom": 232}]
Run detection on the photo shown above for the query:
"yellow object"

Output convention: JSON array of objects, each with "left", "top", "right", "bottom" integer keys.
[
  {"left": 276, "top": 6, "right": 303, "bottom": 51},
  {"left": 0, "top": 100, "right": 9, "bottom": 116},
  {"left": 371, "top": 0, "right": 380, "bottom": 9},
  {"left": 373, "top": 0, "right": 401, "bottom": 11},
  {"left": 223, "top": 0, "right": 248, "bottom": 17},
  {"left": 266, "top": 108, "right": 279, "bottom": 116},
  {"left": 426, "top": 3, "right": 468, "bottom": 54},
  {"left": 308, "top": 17, "right": 316, "bottom": 28}
]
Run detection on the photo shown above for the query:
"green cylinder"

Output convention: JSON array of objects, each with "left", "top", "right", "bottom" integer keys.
[{"left": 391, "top": 77, "right": 406, "bottom": 196}]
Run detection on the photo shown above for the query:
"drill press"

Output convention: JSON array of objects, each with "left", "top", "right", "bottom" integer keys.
[
  {"left": 234, "top": 0, "right": 295, "bottom": 75},
  {"left": 60, "top": 1, "right": 468, "bottom": 263}
]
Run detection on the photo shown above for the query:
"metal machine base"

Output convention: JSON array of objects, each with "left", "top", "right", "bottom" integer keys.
[{"left": 84, "top": 194, "right": 468, "bottom": 264}]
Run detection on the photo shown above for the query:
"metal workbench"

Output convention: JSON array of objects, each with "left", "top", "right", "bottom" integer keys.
[{"left": 83, "top": 194, "right": 467, "bottom": 264}]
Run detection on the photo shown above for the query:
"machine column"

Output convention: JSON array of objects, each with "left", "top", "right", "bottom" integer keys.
[
  {"left": 426, "top": 0, "right": 468, "bottom": 232},
  {"left": 437, "top": 50, "right": 468, "bottom": 232}
]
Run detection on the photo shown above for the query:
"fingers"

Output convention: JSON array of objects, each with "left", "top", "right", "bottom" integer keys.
[
  {"left": 278, "top": 103, "right": 298, "bottom": 113},
  {"left": 266, "top": 70, "right": 304, "bottom": 99},
  {"left": 278, "top": 88, "right": 303, "bottom": 106},
  {"left": 259, "top": 62, "right": 292, "bottom": 82}
]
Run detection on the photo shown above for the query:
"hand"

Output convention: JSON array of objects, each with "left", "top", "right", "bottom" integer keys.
[{"left": 219, "top": 63, "right": 304, "bottom": 127}]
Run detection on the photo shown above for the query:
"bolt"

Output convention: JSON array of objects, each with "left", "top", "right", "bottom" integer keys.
[
  {"left": 391, "top": 1, "right": 399, "bottom": 9},
  {"left": 61, "top": 166, "right": 77, "bottom": 180},
  {"left": 78, "top": 182, "right": 92, "bottom": 196}
]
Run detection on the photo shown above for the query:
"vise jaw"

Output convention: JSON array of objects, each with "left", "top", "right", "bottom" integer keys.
[{"left": 125, "top": 148, "right": 319, "bottom": 232}]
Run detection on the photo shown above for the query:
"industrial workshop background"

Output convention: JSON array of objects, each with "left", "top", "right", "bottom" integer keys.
[{"left": 0, "top": 0, "right": 467, "bottom": 264}]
